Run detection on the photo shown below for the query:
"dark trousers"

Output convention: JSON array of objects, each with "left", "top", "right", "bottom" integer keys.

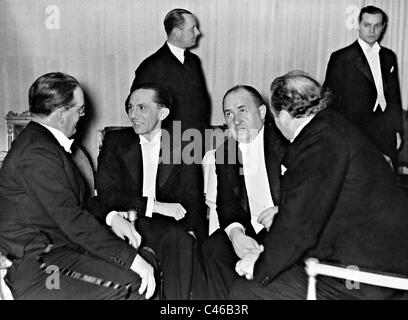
[
  {"left": 7, "top": 247, "right": 145, "bottom": 300},
  {"left": 361, "top": 107, "right": 398, "bottom": 169},
  {"left": 136, "top": 215, "right": 207, "bottom": 300},
  {"left": 229, "top": 264, "right": 406, "bottom": 300},
  {"left": 202, "top": 229, "right": 265, "bottom": 300}
]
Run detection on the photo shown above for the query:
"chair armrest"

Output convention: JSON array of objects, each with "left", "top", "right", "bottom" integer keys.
[{"left": 305, "top": 257, "right": 408, "bottom": 300}]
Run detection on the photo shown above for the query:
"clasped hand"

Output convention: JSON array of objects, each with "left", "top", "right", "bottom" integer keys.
[
  {"left": 153, "top": 201, "right": 186, "bottom": 220},
  {"left": 131, "top": 254, "right": 156, "bottom": 299},
  {"left": 230, "top": 228, "right": 264, "bottom": 259},
  {"left": 230, "top": 228, "right": 264, "bottom": 280},
  {"left": 235, "top": 250, "right": 263, "bottom": 280},
  {"left": 257, "top": 206, "right": 279, "bottom": 232},
  {"left": 110, "top": 213, "right": 142, "bottom": 249}
]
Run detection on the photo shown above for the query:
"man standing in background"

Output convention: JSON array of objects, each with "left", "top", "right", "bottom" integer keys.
[
  {"left": 324, "top": 6, "right": 403, "bottom": 170},
  {"left": 130, "top": 8, "right": 211, "bottom": 137}
]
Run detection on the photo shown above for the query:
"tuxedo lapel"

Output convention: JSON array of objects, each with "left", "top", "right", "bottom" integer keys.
[
  {"left": 264, "top": 123, "right": 282, "bottom": 205},
  {"left": 68, "top": 144, "right": 86, "bottom": 198},
  {"left": 379, "top": 48, "right": 391, "bottom": 95},
  {"left": 123, "top": 138, "right": 143, "bottom": 189},
  {"left": 352, "top": 42, "right": 374, "bottom": 84},
  {"left": 224, "top": 138, "right": 248, "bottom": 212},
  {"left": 156, "top": 135, "right": 178, "bottom": 189}
]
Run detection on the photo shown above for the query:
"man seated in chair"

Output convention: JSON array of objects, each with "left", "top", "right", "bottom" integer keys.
[
  {"left": 96, "top": 82, "right": 207, "bottom": 300},
  {"left": 0, "top": 72, "right": 156, "bottom": 300},
  {"left": 202, "top": 85, "right": 287, "bottom": 299},
  {"left": 229, "top": 72, "right": 408, "bottom": 300}
]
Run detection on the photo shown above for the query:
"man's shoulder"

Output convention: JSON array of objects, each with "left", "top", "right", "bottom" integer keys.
[
  {"left": 186, "top": 49, "right": 201, "bottom": 60},
  {"left": 330, "top": 41, "right": 359, "bottom": 58},
  {"left": 137, "top": 44, "right": 172, "bottom": 67},
  {"left": 12, "top": 122, "right": 59, "bottom": 151},
  {"left": 380, "top": 46, "right": 397, "bottom": 58},
  {"left": 103, "top": 127, "right": 135, "bottom": 144}
]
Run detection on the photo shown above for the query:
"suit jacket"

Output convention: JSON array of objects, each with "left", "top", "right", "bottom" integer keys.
[
  {"left": 130, "top": 43, "right": 211, "bottom": 133},
  {"left": 254, "top": 109, "right": 408, "bottom": 288},
  {"left": 215, "top": 120, "right": 287, "bottom": 237},
  {"left": 324, "top": 41, "right": 403, "bottom": 160},
  {"left": 0, "top": 122, "right": 136, "bottom": 270},
  {"left": 95, "top": 128, "right": 206, "bottom": 239}
]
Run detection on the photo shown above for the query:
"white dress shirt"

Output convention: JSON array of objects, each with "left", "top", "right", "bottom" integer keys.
[
  {"left": 225, "top": 126, "right": 275, "bottom": 237},
  {"left": 358, "top": 38, "right": 387, "bottom": 112},
  {"left": 167, "top": 41, "right": 185, "bottom": 64},
  {"left": 39, "top": 122, "right": 74, "bottom": 153},
  {"left": 139, "top": 132, "right": 161, "bottom": 217}
]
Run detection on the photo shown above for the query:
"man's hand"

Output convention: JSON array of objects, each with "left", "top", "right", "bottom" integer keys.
[
  {"left": 229, "top": 228, "right": 264, "bottom": 259},
  {"left": 396, "top": 132, "right": 402, "bottom": 150},
  {"left": 235, "top": 250, "right": 263, "bottom": 280},
  {"left": 257, "top": 206, "right": 279, "bottom": 232},
  {"left": 153, "top": 201, "right": 186, "bottom": 220},
  {"left": 130, "top": 254, "right": 156, "bottom": 299},
  {"left": 111, "top": 214, "right": 142, "bottom": 249},
  {"left": 383, "top": 154, "right": 394, "bottom": 170}
]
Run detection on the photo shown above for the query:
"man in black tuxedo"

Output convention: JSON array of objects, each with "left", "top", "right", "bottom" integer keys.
[
  {"left": 96, "top": 82, "right": 207, "bottom": 300},
  {"left": 0, "top": 72, "right": 156, "bottom": 300},
  {"left": 130, "top": 8, "right": 211, "bottom": 135},
  {"left": 324, "top": 6, "right": 403, "bottom": 169},
  {"left": 202, "top": 85, "right": 287, "bottom": 299},
  {"left": 230, "top": 72, "right": 408, "bottom": 300}
]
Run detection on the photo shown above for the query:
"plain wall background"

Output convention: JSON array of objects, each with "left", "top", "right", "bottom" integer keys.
[{"left": 1, "top": 0, "right": 407, "bottom": 166}]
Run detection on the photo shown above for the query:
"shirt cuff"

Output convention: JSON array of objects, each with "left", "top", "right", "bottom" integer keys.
[
  {"left": 106, "top": 210, "right": 126, "bottom": 226},
  {"left": 130, "top": 254, "right": 140, "bottom": 273},
  {"left": 225, "top": 222, "right": 245, "bottom": 240},
  {"left": 145, "top": 198, "right": 154, "bottom": 218}
]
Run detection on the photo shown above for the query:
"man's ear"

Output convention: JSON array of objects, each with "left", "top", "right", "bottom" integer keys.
[
  {"left": 171, "top": 28, "right": 181, "bottom": 40},
  {"left": 55, "top": 107, "right": 65, "bottom": 122},
  {"left": 159, "top": 107, "right": 170, "bottom": 121},
  {"left": 259, "top": 104, "right": 267, "bottom": 120}
]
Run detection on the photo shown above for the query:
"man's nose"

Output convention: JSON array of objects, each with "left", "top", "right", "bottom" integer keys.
[
  {"left": 233, "top": 114, "right": 241, "bottom": 125},
  {"left": 130, "top": 108, "right": 139, "bottom": 119},
  {"left": 195, "top": 27, "right": 200, "bottom": 36}
]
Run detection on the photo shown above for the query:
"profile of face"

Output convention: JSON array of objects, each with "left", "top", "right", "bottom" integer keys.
[
  {"left": 270, "top": 108, "right": 293, "bottom": 141},
  {"left": 177, "top": 14, "right": 200, "bottom": 48},
  {"left": 358, "top": 12, "right": 385, "bottom": 46},
  {"left": 60, "top": 86, "right": 85, "bottom": 138},
  {"left": 127, "top": 88, "right": 169, "bottom": 140},
  {"left": 223, "top": 89, "right": 266, "bottom": 144}
]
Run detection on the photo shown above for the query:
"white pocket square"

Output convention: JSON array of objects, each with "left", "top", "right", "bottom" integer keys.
[
  {"left": 390, "top": 66, "right": 394, "bottom": 73},
  {"left": 281, "top": 164, "right": 287, "bottom": 176}
]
